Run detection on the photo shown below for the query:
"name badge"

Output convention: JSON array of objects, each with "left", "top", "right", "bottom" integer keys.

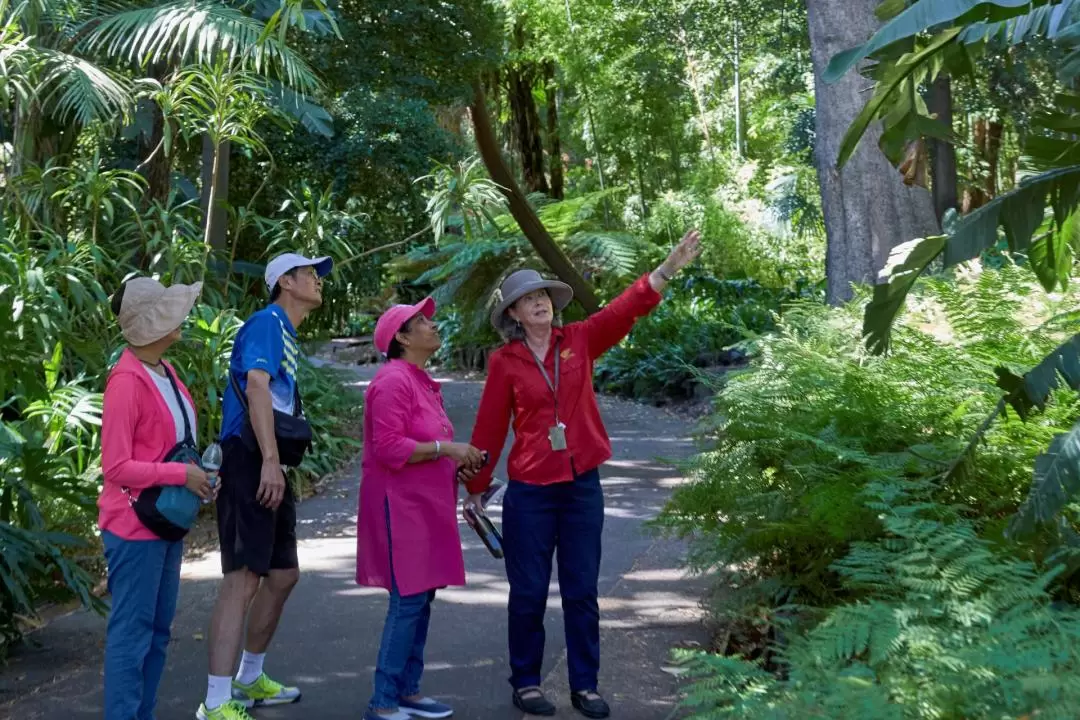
[{"left": 549, "top": 423, "right": 567, "bottom": 451}]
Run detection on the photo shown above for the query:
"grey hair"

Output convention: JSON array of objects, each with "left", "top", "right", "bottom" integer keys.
[{"left": 496, "top": 290, "right": 563, "bottom": 343}]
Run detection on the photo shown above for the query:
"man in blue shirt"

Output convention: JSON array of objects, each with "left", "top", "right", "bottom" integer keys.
[{"left": 198, "top": 252, "right": 333, "bottom": 720}]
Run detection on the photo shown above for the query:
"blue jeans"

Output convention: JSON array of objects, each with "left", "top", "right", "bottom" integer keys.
[
  {"left": 102, "top": 530, "right": 183, "bottom": 720},
  {"left": 369, "top": 503, "right": 436, "bottom": 711},
  {"left": 503, "top": 468, "right": 604, "bottom": 693}
]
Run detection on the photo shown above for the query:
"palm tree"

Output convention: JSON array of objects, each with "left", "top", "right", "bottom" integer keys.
[{"left": 2, "top": 0, "right": 329, "bottom": 216}]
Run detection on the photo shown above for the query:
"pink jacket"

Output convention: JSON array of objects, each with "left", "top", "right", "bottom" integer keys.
[
  {"left": 98, "top": 348, "right": 196, "bottom": 541},
  {"left": 355, "top": 360, "right": 466, "bottom": 596}
]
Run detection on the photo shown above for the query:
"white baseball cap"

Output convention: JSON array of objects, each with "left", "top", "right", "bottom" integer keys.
[{"left": 265, "top": 252, "right": 334, "bottom": 293}]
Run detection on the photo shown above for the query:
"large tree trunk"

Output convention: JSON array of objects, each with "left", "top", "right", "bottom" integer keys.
[
  {"left": 508, "top": 21, "right": 549, "bottom": 196},
  {"left": 199, "top": 135, "right": 230, "bottom": 252},
  {"left": 927, "top": 76, "right": 958, "bottom": 222},
  {"left": 807, "top": 0, "right": 940, "bottom": 305},
  {"left": 507, "top": 68, "right": 549, "bottom": 195},
  {"left": 470, "top": 81, "right": 600, "bottom": 314},
  {"left": 544, "top": 62, "right": 564, "bottom": 200}
]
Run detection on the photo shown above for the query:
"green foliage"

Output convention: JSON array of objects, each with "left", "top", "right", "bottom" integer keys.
[
  {"left": 392, "top": 188, "right": 653, "bottom": 337},
  {"left": 0, "top": 16, "right": 366, "bottom": 652},
  {"left": 81, "top": 0, "right": 321, "bottom": 92},
  {"left": 594, "top": 274, "right": 816, "bottom": 400},
  {"left": 653, "top": 265, "right": 1080, "bottom": 609},
  {"left": 643, "top": 190, "right": 824, "bottom": 288},
  {"left": 676, "top": 481, "right": 1080, "bottom": 720},
  {"left": 835, "top": 0, "right": 1080, "bottom": 351},
  {"left": 414, "top": 155, "right": 507, "bottom": 245}
]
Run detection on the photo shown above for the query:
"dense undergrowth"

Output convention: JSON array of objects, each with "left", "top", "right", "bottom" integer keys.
[{"left": 656, "top": 263, "right": 1080, "bottom": 717}]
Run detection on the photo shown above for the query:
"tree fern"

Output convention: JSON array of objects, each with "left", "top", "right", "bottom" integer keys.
[{"left": 394, "top": 189, "right": 654, "bottom": 335}]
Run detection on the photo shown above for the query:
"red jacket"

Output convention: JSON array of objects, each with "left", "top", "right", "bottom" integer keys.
[{"left": 466, "top": 273, "right": 662, "bottom": 493}]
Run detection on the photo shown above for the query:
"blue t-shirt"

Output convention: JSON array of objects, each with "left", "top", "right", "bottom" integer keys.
[{"left": 220, "top": 304, "right": 302, "bottom": 441}]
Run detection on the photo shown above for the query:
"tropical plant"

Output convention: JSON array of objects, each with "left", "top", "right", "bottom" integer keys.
[
  {"left": 414, "top": 154, "right": 507, "bottom": 245},
  {"left": 1, "top": 0, "right": 324, "bottom": 170},
  {"left": 822, "top": 0, "right": 1080, "bottom": 353},
  {"left": 675, "top": 479, "right": 1080, "bottom": 720},
  {"left": 594, "top": 273, "right": 805, "bottom": 400},
  {"left": 653, "top": 265, "right": 1080, "bottom": 612},
  {"left": 798, "top": 0, "right": 1080, "bottom": 560}
]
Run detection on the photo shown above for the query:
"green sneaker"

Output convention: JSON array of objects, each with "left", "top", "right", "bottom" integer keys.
[
  {"left": 196, "top": 700, "right": 255, "bottom": 720},
  {"left": 232, "top": 672, "right": 302, "bottom": 706}
]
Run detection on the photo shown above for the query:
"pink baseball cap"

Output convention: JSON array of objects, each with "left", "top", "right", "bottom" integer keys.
[{"left": 374, "top": 297, "right": 436, "bottom": 355}]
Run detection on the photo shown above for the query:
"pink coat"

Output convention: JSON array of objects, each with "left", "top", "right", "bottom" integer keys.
[
  {"left": 355, "top": 360, "right": 466, "bottom": 596},
  {"left": 98, "top": 349, "right": 196, "bottom": 541}
]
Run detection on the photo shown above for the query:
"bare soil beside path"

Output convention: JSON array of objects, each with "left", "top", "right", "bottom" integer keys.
[{"left": 1, "top": 360, "right": 711, "bottom": 720}]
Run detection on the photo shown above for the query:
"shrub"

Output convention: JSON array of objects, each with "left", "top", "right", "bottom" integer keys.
[
  {"left": 594, "top": 273, "right": 819, "bottom": 401},
  {"left": 653, "top": 264, "right": 1080, "bottom": 611},
  {"left": 675, "top": 480, "right": 1080, "bottom": 720},
  {"left": 641, "top": 190, "right": 824, "bottom": 289}
]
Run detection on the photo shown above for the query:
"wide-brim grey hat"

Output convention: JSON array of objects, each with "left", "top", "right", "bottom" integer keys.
[{"left": 490, "top": 269, "right": 574, "bottom": 331}]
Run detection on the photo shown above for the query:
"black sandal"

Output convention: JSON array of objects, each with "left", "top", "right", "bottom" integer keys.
[
  {"left": 571, "top": 690, "right": 610, "bottom": 719},
  {"left": 513, "top": 686, "right": 556, "bottom": 716}
]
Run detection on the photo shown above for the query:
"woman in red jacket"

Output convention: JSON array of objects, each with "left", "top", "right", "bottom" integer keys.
[{"left": 463, "top": 230, "right": 701, "bottom": 718}]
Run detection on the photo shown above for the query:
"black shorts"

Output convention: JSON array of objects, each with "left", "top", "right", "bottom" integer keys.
[{"left": 216, "top": 437, "right": 298, "bottom": 577}]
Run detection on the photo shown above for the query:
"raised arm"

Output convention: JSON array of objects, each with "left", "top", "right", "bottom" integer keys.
[
  {"left": 101, "top": 374, "right": 188, "bottom": 490},
  {"left": 583, "top": 229, "right": 702, "bottom": 359},
  {"left": 465, "top": 354, "right": 514, "bottom": 495}
]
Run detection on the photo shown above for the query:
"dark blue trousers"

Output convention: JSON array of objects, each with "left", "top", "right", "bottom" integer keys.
[{"left": 502, "top": 468, "right": 603, "bottom": 693}]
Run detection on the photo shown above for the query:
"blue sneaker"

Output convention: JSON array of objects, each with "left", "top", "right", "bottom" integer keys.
[{"left": 399, "top": 697, "right": 454, "bottom": 718}]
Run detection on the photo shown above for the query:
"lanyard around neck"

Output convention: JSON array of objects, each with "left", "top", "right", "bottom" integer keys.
[{"left": 526, "top": 339, "right": 561, "bottom": 423}]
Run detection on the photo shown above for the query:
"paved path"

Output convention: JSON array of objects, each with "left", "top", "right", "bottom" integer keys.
[{"left": 1, "top": 363, "right": 709, "bottom": 720}]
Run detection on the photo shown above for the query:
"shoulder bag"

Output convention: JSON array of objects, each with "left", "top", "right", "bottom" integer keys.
[
  {"left": 124, "top": 365, "right": 202, "bottom": 542},
  {"left": 229, "top": 370, "right": 312, "bottom": 468}
]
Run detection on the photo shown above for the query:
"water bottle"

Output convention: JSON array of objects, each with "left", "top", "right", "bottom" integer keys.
[{"left": 201, "top": 442, "right": 222, "bottom": 505}]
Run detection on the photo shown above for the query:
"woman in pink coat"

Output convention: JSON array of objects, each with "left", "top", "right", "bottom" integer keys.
[
  {"left": 356, "top": 296, "right": 484, "bottom": 720},
  {"left": 100, "top": 276, "right": 214, "bottom": 719}
]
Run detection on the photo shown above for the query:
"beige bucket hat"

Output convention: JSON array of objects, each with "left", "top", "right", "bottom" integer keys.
[
  {"left": 117, "top": 277, "right": 202, "bottom": 347},
  {"left": 490, "top": 268, "right": 573, "bottom": 333}
]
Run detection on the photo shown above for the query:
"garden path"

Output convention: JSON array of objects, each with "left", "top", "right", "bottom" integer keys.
[{"left": 2, "top": 361, "right": 710, "bottom": 720}]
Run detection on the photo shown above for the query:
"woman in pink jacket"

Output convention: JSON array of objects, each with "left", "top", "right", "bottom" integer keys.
[
  {"left": 99, "top": 276, "right": 214, "bottom": 720},
  {"left": 355, "top": 297, "right": 484, "bottom": 720}
]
